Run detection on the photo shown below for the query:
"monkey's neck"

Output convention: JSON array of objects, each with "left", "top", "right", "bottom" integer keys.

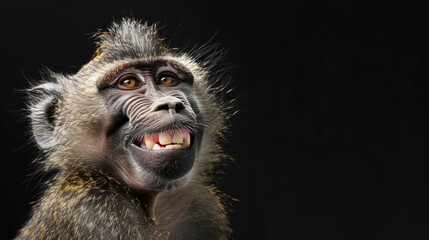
[
  {"left": 97, "top": 169, "right": 162, "bottom": 223},
  {"left": 135, "top": 190, "right": 161, "bottom": 223}
]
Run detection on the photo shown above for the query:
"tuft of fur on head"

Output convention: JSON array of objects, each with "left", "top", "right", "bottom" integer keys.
[{"left": 94, "top": 19, "right": 167, "bottom": 61}]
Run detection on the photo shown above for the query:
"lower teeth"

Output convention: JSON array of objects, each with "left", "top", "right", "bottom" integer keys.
[
  {"left": 165, "top": 144, "right": 182, "bottom": 149},
  {"left": 144, "top": 143, "right": 182, "bottom": 150}
]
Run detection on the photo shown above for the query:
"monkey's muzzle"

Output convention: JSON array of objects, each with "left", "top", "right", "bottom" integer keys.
[{"left": 128, "top": 128, "right": 196, "bottom": 180}]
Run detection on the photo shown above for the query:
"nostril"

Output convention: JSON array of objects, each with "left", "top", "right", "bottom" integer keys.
[
  {"left": 153, "top": 102, "right": 170, "bottom": 112},
  {"left": 175, "top": 101, "right": 185, "bottom": 113}
]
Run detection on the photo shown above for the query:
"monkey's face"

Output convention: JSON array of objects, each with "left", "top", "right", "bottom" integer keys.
[
  {"left": 97, "top": 60, "right": 203, "bottom": 190},
  {"left": 29, "top": 58, "right": 205, "bottom": 191}
]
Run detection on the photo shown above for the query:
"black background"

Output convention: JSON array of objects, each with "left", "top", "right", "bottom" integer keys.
[{"left": 1, "top": 1, "right": 428, "bottom": 239}]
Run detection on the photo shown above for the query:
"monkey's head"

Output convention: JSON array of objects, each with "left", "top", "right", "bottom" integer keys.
[{"left": 29, "top": 19, "right": 229, "bottom": 190}]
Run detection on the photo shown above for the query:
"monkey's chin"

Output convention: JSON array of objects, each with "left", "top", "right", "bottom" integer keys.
[{"left": 127, "top": 142, "right": 196, "bottom": 189}]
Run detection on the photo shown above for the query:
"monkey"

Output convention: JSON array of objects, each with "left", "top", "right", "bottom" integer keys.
[{"left": 16, "top": 19, "right": 234, "bottom": 239}]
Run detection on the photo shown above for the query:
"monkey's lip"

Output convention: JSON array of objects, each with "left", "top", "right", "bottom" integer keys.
[
  {"left": 128, "top": 135, "right": 196, "bottom": 180},
  {"left": 135, "top": 128, "right": 192, "bottom": 151}
]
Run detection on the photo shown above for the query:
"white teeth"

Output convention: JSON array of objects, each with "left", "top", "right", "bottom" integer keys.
[
  {"left": 139, "top": 129, "right": 191, "bottom": 151},
  {"left": 159, "top": 132, "right": 172, "bottom": 145},
  {"left": 173, "top": 131, "right": 183, "bottom": 143},
  {"left": 144, "top": 137, "right": 155, "bottom": 150},
  {"left": 183, "top": 131, "right": 190, "bottom": 147},
  {"left": 165, "top": 144, "right": 182, "bottom": 149}
]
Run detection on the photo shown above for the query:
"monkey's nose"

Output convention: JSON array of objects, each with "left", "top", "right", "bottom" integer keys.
[{"left": 151, "top": 96, "right": 185, "bottom": 114}]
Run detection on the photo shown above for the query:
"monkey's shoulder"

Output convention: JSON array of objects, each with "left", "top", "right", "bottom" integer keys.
[{"left": 17, "top": 171, "right": 151, "bottom": 239}]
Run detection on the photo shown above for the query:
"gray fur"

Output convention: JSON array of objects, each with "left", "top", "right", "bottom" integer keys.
[{"left": 17, "top": 19, "right": 233, "bottom": 239}]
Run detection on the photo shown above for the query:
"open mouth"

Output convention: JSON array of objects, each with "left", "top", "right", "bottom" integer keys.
[
  {"left": 138, "top": 129, "right": 191, "bottom": 150},
  {"left": 128, "top": 128, "right": 196, "bottom": 181}
]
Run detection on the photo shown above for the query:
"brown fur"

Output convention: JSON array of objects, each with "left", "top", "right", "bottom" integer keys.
[{"left": 17, "top": 19, "right": 233, "bottom": 239}]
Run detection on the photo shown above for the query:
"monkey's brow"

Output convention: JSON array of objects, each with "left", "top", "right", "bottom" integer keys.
[
  {"left": 97, "top": 60, "right": 193, "bottom": 89},
  {"left": 97, "top": 63, "right": 137, "bottom": 89},
  {"left": 97, "top": 61, "right": 165, "bottom": 89}
]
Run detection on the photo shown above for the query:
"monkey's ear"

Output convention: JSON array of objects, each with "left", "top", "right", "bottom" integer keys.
[{"left": 28, "top": 82, "right": 61, "bottom": 150}]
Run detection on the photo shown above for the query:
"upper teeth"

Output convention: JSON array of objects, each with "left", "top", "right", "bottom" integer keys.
[{"left": 141, "top": 129, "right": 191, "bottom": 150}]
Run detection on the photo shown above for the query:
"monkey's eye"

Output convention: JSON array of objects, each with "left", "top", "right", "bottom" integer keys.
[
  {"left": 157, "top": 75, "right": 179, "bottom": 86},
  {"left": 118, "top": 74, "right": 143, "bottom": 90}
]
